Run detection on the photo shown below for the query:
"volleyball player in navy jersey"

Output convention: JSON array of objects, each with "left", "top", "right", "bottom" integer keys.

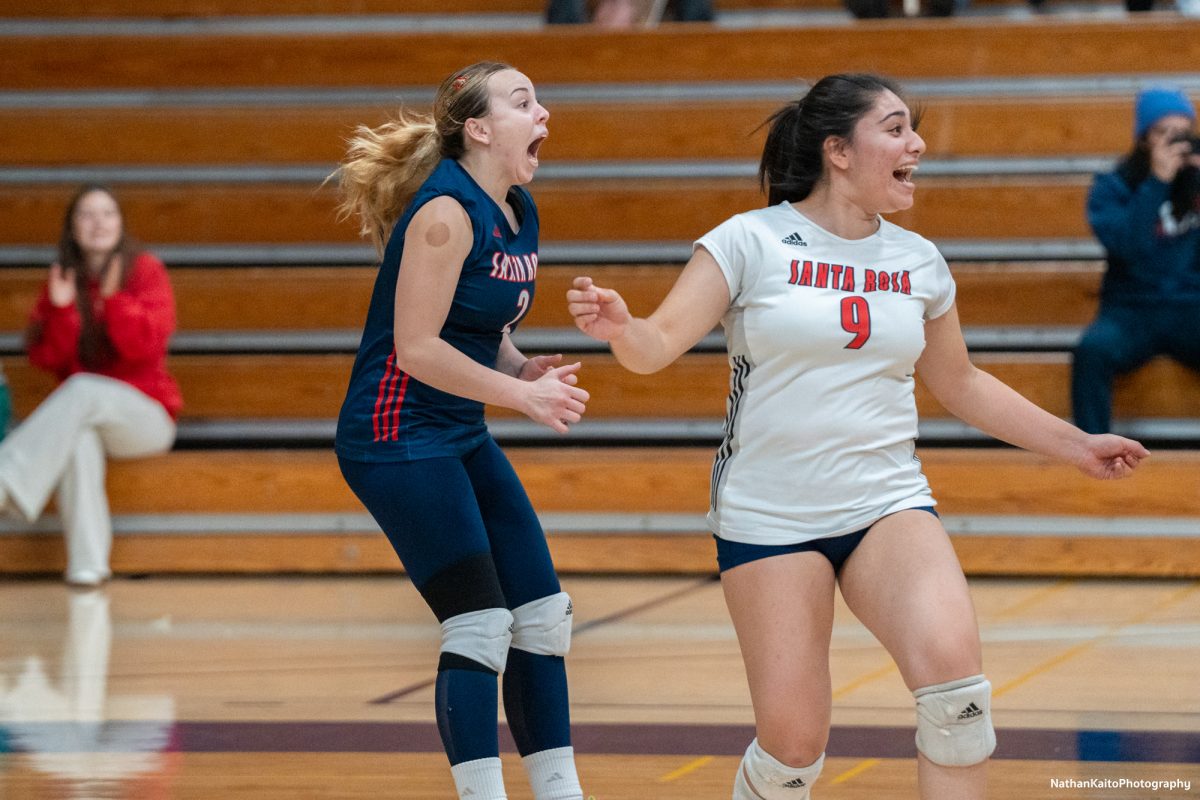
[{"left": 333, "top": 62, "right": 589, "bottom": 800}]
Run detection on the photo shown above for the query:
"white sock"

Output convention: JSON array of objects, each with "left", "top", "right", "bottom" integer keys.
[
  {"left": 450, "top": 756, "right": 507, "bottom": 800},
  {"left": 522, "top": 746, "right": 583, "bottom": 800}
]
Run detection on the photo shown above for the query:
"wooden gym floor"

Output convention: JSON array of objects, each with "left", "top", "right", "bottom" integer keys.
[{"left": 1, "top": 573, "right": 1197, "bottom": 799}]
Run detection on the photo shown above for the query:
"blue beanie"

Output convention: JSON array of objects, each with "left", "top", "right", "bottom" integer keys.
[{"left": 1134, "top": 87, "right": 1196, "bottom": 139}]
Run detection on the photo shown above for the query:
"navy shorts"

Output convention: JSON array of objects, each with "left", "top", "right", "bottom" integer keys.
[{"left": 715, "top": 506, "right": 939, "bottom": 574}]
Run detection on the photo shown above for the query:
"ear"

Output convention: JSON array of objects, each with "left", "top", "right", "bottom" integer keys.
[
  {"left": 464, "top": 117, "right": 491, "bottom": 146},
  {"left": 824, "top": 135, "right": 850, "bottom": 171}
]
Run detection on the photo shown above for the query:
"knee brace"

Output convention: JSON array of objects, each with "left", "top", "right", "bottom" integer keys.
[
  {"left": 440, "top": 607, "right": 514, "bottom": 674},
  {"left": 732, "top": 739, "right": 824, "bottom": 800},
  {"left": 914, "top": 674, "right": 997, "bottom": 767},
  {"left": 510, "top": 592, "right": 573, "bottom": 657}
]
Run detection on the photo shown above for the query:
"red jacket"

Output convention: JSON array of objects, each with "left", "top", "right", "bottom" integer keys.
[{"left": 27, "top": 252, "right": 183, "bottom": 419}]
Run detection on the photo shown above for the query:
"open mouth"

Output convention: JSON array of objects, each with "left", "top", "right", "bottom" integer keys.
[
  {"left": 527, "top": 135, "right": 547, "bottom": 166},
  {"left": 893, "top": 165, "right": 917, "bottom": 187}
]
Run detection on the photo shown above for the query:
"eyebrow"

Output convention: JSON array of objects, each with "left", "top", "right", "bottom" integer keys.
[
  {"left": 878, "top": 110, "right": 908, "bottom": 124},
  {"left": 510, "top": 87, "right": 531, "bottom": 97}
]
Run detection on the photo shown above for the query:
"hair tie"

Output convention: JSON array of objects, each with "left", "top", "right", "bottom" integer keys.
[{"left": 451, "top": 76, "right": 467, "bottom": 92}]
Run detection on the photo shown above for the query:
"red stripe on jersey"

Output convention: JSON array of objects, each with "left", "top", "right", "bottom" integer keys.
[
  {"left": 372, "top": 350, "right": 396, "bottom": 442},
  {"left": 390, "top": 372, "right": 410, "bottom": 441},
  {"left": 379, "top": 360, "right": 402, "bottom": 441}
]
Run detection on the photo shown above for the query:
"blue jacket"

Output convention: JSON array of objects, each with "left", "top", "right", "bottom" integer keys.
[{"left": 1087, "top": 168, "right": 1200, "bottom": 306}]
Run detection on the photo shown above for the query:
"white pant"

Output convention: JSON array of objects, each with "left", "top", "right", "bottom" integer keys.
[{"left": 0, "top": 374, "right": 176, "bottom": 580}]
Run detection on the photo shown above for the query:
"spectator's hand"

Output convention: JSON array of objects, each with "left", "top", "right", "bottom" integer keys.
[
  {"left": 1149, "top": 134, "right": 1191, "bottom": 183},
  {"left": 518, "top": 361, "right": 589, "bottom": 434},
  {"left": 568, "top": 276, "right": 632, "bottom": 342},
  {"left": 1074, "top": 434, "right": 1150, "bottom": 480},
  {"left": 99, "top": 258, "right": 123, "bottom": 298},
  {"left": 47, "top": 263, "right": 76, "bottom": 308}
]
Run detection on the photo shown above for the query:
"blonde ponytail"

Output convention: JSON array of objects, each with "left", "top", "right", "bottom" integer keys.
[
  {"left": 332, "top": 61, "right": 514, "bottom": 256},
  {"left": 333, "top": 112, "right": 442, "bottom": 255}
]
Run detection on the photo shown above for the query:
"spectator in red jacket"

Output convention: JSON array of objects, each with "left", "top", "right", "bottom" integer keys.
[{"left": 0, "top": 185, "right": 181, "bottom": 586}]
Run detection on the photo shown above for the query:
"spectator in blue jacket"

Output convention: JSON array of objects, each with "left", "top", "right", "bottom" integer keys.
[{"left": 1073, "top": 86, "right": 1200, "bottom": 434}]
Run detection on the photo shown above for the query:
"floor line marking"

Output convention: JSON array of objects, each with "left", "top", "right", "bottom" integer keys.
[
  {"left": 991, "top": 577, "right": 1075, "bottom": 621},
  {"left": 830, "top": 758, "right": 882, "bottom": 785},
  {"left": 996, "top": 580, "right": 1200, "bottom": 698},
  {"left": 832, "top": 661, "right": 897, "bottom": 700},
  {"left": 658, "top": 755, "right": 715, "bottom": 783}
]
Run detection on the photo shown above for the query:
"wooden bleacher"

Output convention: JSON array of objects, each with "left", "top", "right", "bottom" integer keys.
[
  {"left": 0, "top": 98, "right": 1155, "bottom": 164},
  {"left": 4, "top": 21, "right": 1198, "bottom": 90},
  {"left": 0, "top": 450, "right": 1196, "bottom": 575},
  {"left": 0, "top": 262, "right": 1107, "bottom": 332},
  {"left": 0, "top": 179, "right": 1096, "bottom": 242},
  {"left": 2, "top": 11, "right": 1198, "bottom": 578},
  {"left": 0, "top": 0, "right": 1080, "bottom": 16}
]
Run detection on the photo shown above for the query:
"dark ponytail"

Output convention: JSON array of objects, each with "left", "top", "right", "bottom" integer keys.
[{"left": 759, "top": 73, "right": 911, "bottom": 205}]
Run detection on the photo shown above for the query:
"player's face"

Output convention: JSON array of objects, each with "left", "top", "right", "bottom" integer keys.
[
  {"left": 843, "top": 90, "right": 925, "bottom": 214},
  {"left": 71, "top": 190, "right": 123, "bottom": 262},
  {"left": 481, "top": 69, "right": 550, "bottom": 185}
]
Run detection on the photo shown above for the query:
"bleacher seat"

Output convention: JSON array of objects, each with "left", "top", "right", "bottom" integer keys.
[{"left": 1, "top": 10, "right": 1198, "bottom": 577}]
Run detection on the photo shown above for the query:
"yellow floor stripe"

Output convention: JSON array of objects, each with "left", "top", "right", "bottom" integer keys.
[
  {"left": 829, "top": 758, "right": 882, "bottom": 785},
  {"left": 991, "top": 577, "right": 1075, "bottom": 620},
  {"left": 996, "top": 580, "right": 1200, "bottom": 698},
  {"left": 832, "top": 660, "right": 898, "bottom": 700},
  {"left": 833, "top": 578, "right": 1079, "bottom": 702},
  {"left": 657, "top": 755, "right": 715, "bottom": 783}
]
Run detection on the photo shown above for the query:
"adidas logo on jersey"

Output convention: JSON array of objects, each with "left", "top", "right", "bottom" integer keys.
[
  {"left": 957, "top": 702, "right": 984, "bottom": 720},
  {"left": 781, "top": 232, "right": 807, "bottom": 247},
  {"left": 782, "top": 777, "right": 807, "bottom": 788}
]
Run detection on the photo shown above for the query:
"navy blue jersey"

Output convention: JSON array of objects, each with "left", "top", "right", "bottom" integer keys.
[{"left": 335, "top": 158, "right": 539, "bottom": 461}]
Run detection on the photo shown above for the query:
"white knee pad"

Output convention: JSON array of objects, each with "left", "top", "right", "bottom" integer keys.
[
  {"left": 510, "top": 592, "right": 573, "bottom": 657},
  {"left": 732, "top": 739, "right": 824, "bottom": 800},
  {"left": 914, "top": 674, "right": 997, "bottom": 767},
  {"left": 440, "top": 607, "right": 514, "bottom": 674}
]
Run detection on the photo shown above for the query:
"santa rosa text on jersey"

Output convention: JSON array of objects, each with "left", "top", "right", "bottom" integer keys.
[
  {"left": 491, "top": 251, "right": 538, "bottom": 282},
  {"left": 787, "top": 259, "right": 912, "bottom": 295}
]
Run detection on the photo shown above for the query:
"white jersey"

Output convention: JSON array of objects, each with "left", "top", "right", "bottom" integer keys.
[{"left": 697, "top": 201, "right": 956, "bottom": 545}]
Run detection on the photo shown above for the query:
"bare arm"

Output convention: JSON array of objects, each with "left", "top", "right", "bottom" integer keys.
[
  {"left": 394, "top": 197, "right": 588, "bottom": 433},
  {"left": 496, "top": 332, "right": 570, "bottom": 382},
  {"left": 916, "top": 304, "right": 1148, "bottom": 479},
  {"left": 567, "top": 246, "right": 731, "bottom": 374}
]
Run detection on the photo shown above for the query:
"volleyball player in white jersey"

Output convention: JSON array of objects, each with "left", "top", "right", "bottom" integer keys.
[{"left": 567, "top": 73, "right": 1149, "bottom": 800}]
